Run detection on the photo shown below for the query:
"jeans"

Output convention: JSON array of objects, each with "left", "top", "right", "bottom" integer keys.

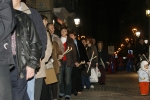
[
  {"left": 81, "top": 76, "right": 90, "bottom": 89},
  {"left": 27, "top": 76, "right": 35, "bottom": 100},
  {"left": 59, "top": 62, "right": 73, "bottom": 98},
  {"left": 34, "top": 78, "right": 43, "bottom": 100},
  {"left": 10, "top": 56, "right": 29, "bottom": 100},
  {"left": 126, "top": 61, "right": 133, "bottom": 72},
  {"left": 0, "top": 65, "right": 12, "bottom": 100}
]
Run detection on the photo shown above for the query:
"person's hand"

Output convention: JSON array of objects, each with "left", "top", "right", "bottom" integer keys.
[
  {"left": 142, "top": 77, "right": 145, "bottom": 80},
  {"left": 87, "top": 62, "right": 90, "bottom": 65},
  {"left": 58, "top": 55, "right": 63, "bottom": 60},
  {"left": 96, "top": 63, "right": 98, "bottom": 67},
  {"left": 75, "top": 62, "right": 80, "bottom": 67},
  {"left": 26, "top": 66, "right": 35, "bottom": 80},
  {"left": 106, "top": 62, "right": 110, "bottom": 65}
]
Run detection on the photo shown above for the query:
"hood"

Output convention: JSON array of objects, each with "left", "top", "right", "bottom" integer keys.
[
  {"left": 20, "top": 2, "right": 31, "bottom": 14},
  {"left": 140, "top": 60, "right": 148, "bottom": 71}
]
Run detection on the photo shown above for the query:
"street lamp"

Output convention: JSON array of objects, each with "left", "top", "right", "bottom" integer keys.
[
  {"left": 125, "top": 38, "right": 129, "bottom": 43},
  {"left": 132, "top": 28, "right": 137, "bottom": 48},
  {"left": 132, "top": 28, "right": 137, "bottom": 34},
  {"left": 146, "top": 9, "right": 150, "bottom": 17},
  {"left": 135, "top": 31, "right": 140, "bottom": 37},
  {"left": 121, "top": 44, "right": 124, "bottom": 47},
  {"left": 74, "top": 18, "right": 80, "bottom": 40},
  {"left": 144, "top": 39, "right": 148, "bottom": 44},
  {"left": 74, "top": 18, "right": 80, "bottom": 27}
]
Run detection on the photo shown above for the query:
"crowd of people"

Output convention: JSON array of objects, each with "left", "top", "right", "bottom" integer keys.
[
  {"left": 0, "top": 0, "right": 110, "bottom": 100},
  {"left": 2, "top": 0, "right": 150, "bottom": 99}
]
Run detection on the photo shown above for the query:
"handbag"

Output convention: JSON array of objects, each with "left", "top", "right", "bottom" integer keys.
[
  {"left": 45, "top": 68, "right": 58, "bottom": 84},
  {"left": 90, "top": 68, "right": 98, "bottom": 83},
  {"left": 96, "top": 66, "right": 101, "bottom": 77},
  {"left": 45, "top": 59, "right": 58, "bottom": 84}
]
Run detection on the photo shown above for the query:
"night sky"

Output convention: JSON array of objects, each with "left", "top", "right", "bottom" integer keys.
[{"left": 79, "top": 0, "right": 148, "bottom": 50}]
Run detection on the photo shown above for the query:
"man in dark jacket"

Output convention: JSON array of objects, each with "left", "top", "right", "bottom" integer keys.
[
  {"left": 12, "top": 1, "right": 47, "bottom": 99},
  {"left": 69, "top": 30, "right": 89, "bottom": 95},
  {"left": 10, "top": 10, "right": 42, "bottom": 100},
  {"left": 136, "top": 38, "right": 148, "bottom": 62},
  {"left": 0, "top": 0, "right": 16, "bottom": 100},
  {"left": 97, "top": 41, "right": 109, "bottom": 85}
]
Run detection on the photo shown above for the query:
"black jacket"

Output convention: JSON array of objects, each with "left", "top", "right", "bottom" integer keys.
[
  {"left": 28, "top": 8, "right": 47, "bottom": 59},
  {"left": 76, "top": 40, "right": 89, "bottom": 62},
  {"left": 0, "top": 0, "right": 16, "bottom": 66},
  {"left": 98, "top": 50, "right": 108, "bottom": 69},
  {"left": 14, "top": 10, "right": 42, "bottom": 78},
  {"left": 136, "top": 43, "right": 148, "bottom": 56}
]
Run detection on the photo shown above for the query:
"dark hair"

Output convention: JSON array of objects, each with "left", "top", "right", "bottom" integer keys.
[
  {"left": 69, "top": 30, "right": 77, "bottom": 36},
  {"left": 46, "top": 23, "right": 53, "bottom": 29},
  {"left": 81, "top": 38, "right": 86, "bottom": 41},
  {"left": 60, "top": 25, "right": 68, "bottom": 31},
  {"left": 41, "top": 15, "right": 48, "bottom": 20},
  {"left": 86, "top": 37, "right": 93, "bottom": 45},
  {"left": 97, "top": 41, "right": 103, "bottom": 47}
]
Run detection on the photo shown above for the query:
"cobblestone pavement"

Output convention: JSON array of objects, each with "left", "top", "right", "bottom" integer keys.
[{"left": 69, "top": 71, "right": 150, "bottom": 100}]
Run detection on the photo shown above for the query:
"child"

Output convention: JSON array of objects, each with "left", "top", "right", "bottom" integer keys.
[{"left": 137, "top": 61, "right": 149, "bottom": 95}]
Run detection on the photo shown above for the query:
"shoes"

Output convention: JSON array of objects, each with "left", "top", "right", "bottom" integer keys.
[
  {"left": 58, "top": 95, "right": 63, "bottom": 99},
  {"left": 90, "top": 85, "right": 94, "bottom": 88},
  {"left": 74, "top": 92, "right": 78, "bottom": 96},
  {"left": 141, "top": 94, "right": 148, "bottom": 96},
  {"left": 65, "top": 97, "right": 70, "bottom": 100},
  {"left": 99, "top": 83, "right": 105, "bottom": 85}
]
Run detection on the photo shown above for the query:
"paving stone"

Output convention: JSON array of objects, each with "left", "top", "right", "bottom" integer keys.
[{"left": 71, "top": 72, "right": 150, "bottom": 100}]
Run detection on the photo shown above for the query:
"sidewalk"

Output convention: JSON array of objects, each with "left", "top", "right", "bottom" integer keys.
[{"left": 71, "top": 72, "right": 150, "bottom": 100}]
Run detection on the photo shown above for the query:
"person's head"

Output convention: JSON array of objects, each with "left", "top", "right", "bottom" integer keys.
[
  {"left": 141, "top": 61, "right": 148, "bottom": 70},
  {"left": 86, "top": 37, "right": 93, "bottom": 46},
  {"left": 92, "top": 38, "right": 96, "bottom": 45},
  {"left": 41, "top": 15, "right": 48, "bottom": 27},
  {"left": 139, "top": 38, "right": 144, "bottom": 45},
  {"left": 81, "top": 38, "right": 87, "bottom": 47},
  {"left": 12, "top": 0, "right": 21, "bottom": 10},
  {"left": 97, "top": 41, "right": 103, "bottom": 50},
  {"left": 47, "top": 23, "right": 55, "bottom": 34},
  {"left": 69, "top": 30, "right": 77, "bottom": 40},
  {"left": 60, "top": 26, "right": 68, "bottom": 37}
]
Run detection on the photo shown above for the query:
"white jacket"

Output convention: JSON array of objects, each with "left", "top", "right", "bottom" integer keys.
[{"left": 137, "top": 69, "right": 149, "bottom": 82}]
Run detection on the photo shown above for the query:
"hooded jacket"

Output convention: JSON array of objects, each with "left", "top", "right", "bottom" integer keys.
[
  {"left": 14, "top": 10, "right": 42, "bottom": 79},
  {"left": 137, "top": 61, "right": 149, "bottom": 82}
]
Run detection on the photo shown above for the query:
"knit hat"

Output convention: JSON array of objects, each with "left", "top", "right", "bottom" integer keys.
[{"left": 140, "top": 61, "right": 148, "bottom": 71}]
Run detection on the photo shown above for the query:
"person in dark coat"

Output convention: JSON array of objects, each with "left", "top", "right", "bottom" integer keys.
[
  {"left": 12, "top": 1, "right": 47, "bottom": 100},
  {"left": 136, "top": 38, "right": 148, "bottom": 62},
  {"left": 10, "top": 9, "right": 42, "bottom": 100},
  {"left": 0, "top": 0, "right": 16, "bottom": 100},
  {"left": 97, "top": 41, "right": 109, "bottom": 85},
  {"left": 58, "top": 26, "right": 79, "bottom": 100},
  {"left": 82, "top": 37, "right": 98, "bottom": 89},
  {"left": 69, "top": 31, "right": 89, "bottom": 95}
]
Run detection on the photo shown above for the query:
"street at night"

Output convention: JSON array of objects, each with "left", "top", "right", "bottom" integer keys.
[{"left": 71, "top": 72, "right": 150, "bottom": 100}]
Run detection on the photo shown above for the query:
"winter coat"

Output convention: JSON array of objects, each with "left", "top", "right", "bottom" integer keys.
[
  {"left": 137, "top": 69, "right": 149, "bottom": 82},
  {"left": 36, "top": 32, "right": 52, "bottom": 78},
  {"left": 14, "top": 10, "right": 42, "bottom": 79}
]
